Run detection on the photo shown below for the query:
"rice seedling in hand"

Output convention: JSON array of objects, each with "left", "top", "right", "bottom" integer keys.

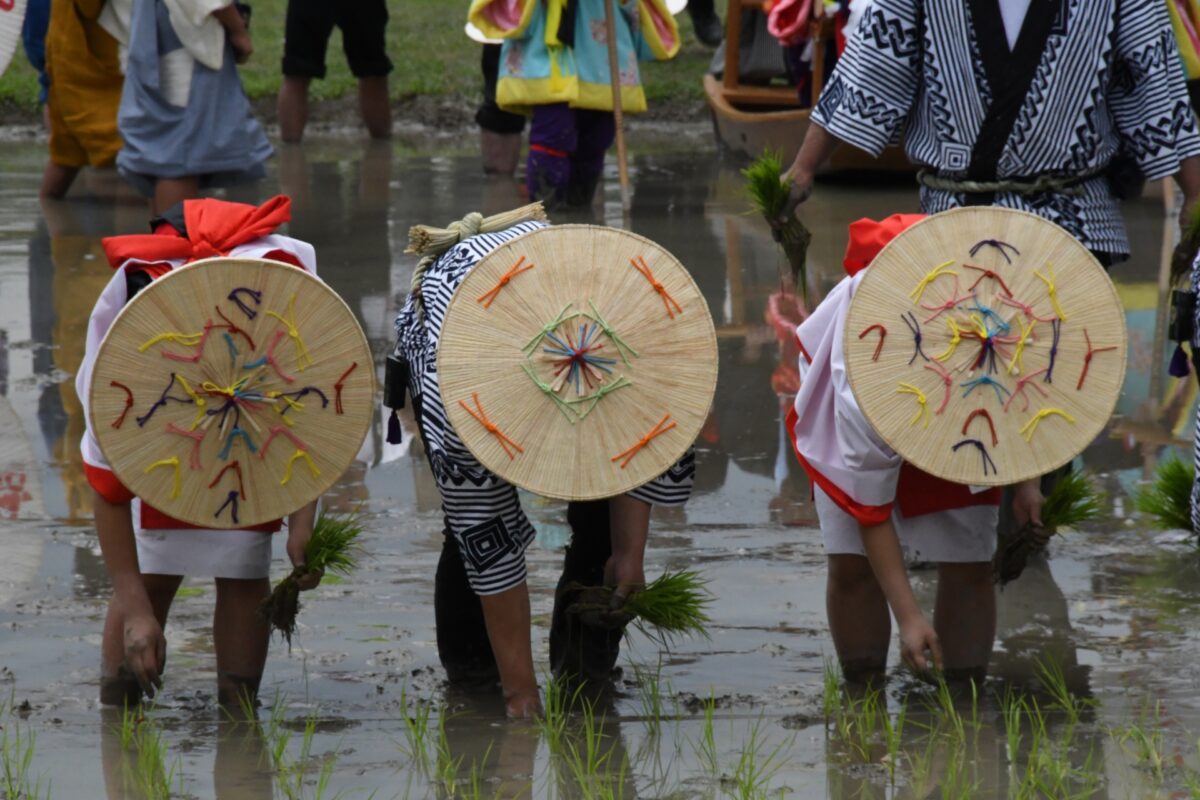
[
  {"left": 566, "top": 571, "right": 713, "bottom": 648},
  {"left": 626, "top": 571, "right": 712, "bottom": 646},
  {"left": 262, "top": 509, "right": 367, "bottom": 646},
  {"left": 995, "top": 471, "right": 1105, "bottom": 586},
  {"left": 743, "top": 150, "right": 813, "bottom": 297},
  {"left": 1134, "top": 456, "right": 1195, "bottom": 533}
]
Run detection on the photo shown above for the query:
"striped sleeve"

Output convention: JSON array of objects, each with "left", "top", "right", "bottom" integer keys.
[
  {"left": 1110, "top": 0, "right": 1200, "bottom": 181},
  {"left": 627, "top": 449, "right": 695, "bottom": 506},
  {"left": 810, "top": 0, "right": 923, "bottom": 157}
]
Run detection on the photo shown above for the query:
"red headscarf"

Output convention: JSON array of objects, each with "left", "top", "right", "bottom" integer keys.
[
  {"left": 842, "top": 213, "right": 926, "bottom": 276},
  {"left": 101, "top": 195, "right": 293, "bottom": 269}
]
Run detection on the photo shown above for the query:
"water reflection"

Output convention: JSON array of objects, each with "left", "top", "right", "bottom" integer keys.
[{"left": 0, "top": 139, "right": 1198, "bottom": 797}]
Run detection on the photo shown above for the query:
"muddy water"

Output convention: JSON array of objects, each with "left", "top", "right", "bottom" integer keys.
[{"left": 0, "top": 134, "right": 1198, "bottom": 798}]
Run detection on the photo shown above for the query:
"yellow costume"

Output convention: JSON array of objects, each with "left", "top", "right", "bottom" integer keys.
[{"left": 45, "top": 0, "right": 123, "bottom": 168}]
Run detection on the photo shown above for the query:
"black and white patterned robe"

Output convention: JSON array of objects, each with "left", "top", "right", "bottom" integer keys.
[
  {"left": 393, "top": 222, "right": 695, "bottom": 596},
  {"left": 812, "top": 0, "right": 1200, "bottom": 258}
]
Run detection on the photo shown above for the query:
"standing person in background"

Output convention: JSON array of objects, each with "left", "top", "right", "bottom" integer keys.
[
  {"left": 21, "top": 0, "right": 51, "bottom": 126},
  {"left": 468, "top": 0, "right": 680, "bottom": 209},
  {"left": 39, "top": 0, "right": 124, "bottom": 198},
  {"left": 781, "top": 0, "right": 1200, "bottom": 264},
  {"left": 116, "top": 0, "right": 270, "bottom": 214},
  {"left": 687, "top": 0, "right": 722, "bottom": 46},
  {"left": 276, "top": 0, "right": 392, "bottom": 143},
  {"left": 477, "top": 43, "right": 525, "bottom": 176}
]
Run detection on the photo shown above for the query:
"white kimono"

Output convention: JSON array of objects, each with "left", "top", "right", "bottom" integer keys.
[
  {"left": 78, "top": 233, "right": 317, "bottom": 578},
  {"left": 787, "top": 271, "right": 1000, "bottom": 563}
]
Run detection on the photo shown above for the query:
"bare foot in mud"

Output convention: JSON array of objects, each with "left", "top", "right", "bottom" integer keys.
[{"left": 504, "top": 689, "right": 542, "bottom": 720}]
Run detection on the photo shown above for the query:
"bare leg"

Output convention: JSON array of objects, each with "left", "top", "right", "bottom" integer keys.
[
  {"left": 357, "top": 76, "right": 391, "bottom": 139},
  {"left": 934, "top": 562, "right": 995, "bottom": 684},
  {"left": 100, "top": 573, "right": 182, "bottom": 706},
  {"left": 826, "top": 554, "right": 891, "bottom": 684},
  {"left": 40, "top": 162, "right": 80, "bottom": 199},
  {"left": 479, "top": 582, "right": 539, "bottom": 718},
  {"left": 153, "top": 176, "right": 200, "bottom": 216},
  {"left": 277, "top": 75, "right": 312, "bottom": 143},
  {"left": 213, "top": 577, "right": 271, "bottom": 709},
  {"left": 605, "top": 494, "right": 650, "bottom": 589}
]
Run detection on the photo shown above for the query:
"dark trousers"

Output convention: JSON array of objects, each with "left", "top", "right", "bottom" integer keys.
[
  {"left": 434, "top": 499, "right": 620, "bottom": 685},
  {"left": 527, "top": 103, "right": 615, "bottom": 208}
]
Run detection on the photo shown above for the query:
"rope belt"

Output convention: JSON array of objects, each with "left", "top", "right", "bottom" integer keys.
[{"left": 916, "top": 166, "right": 1107, "bottom": 198}]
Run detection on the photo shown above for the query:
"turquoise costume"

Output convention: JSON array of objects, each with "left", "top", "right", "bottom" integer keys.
[{"left": 468, "top": 0, "right": 680, "bottom": 115}]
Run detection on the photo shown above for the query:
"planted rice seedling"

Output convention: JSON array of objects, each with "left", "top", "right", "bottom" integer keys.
[
  {"left": 691, "top": 691, "right": 719, "bottom": 777},
  {"left": 396, "top": 684, "right": 434, "bottom": 770},
  {"left": 723, "top": 718, "right": 792, "bottom": 800},
  {"left": 743, "top": 150, "right": 813, "bottom": 297},
  {"left": 1, "top": 715, "right": 48, "bottom": 800},
  {"left": 263, "top": 509, "right": 367, "bottom": 646},
  {"left": 130, "top": 719, "right": 183, "bottom": 800},
  {"left": 821, "top": 659, "right": 840, "bottom": 722},
  {"left": 1035, "top": 657, "right": 1093, "bottom": 730},
  {"left": 1135, "top": 456, "right": 1195, "bottom": 533},
  {"left": 631, "top": 661, "right": 666, "bottom": 739},
  {"left": 538, "top": 675, "right": 585, "bottom": 756},
  {"left": 881, "top": 694, "right": 907, "bottom": 788},
  {"left": 565, "top": 697, "right": 615, "bottom": 781},
  {"left": 1115, "top": 699, "right": 1166, "bottom": 783}
]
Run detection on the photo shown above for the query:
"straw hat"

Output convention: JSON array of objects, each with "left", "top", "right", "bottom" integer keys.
[
  {"left": 844, "top": 207, "right": 1126, "bottom": 486},
  {"left": 0, "top": 0, "right": 26, "bottom": 76},
  {"left": 89, "top": 257, "right": 375, "bottom": 527},
  {"left": 437, "top": 225, "right": 718, "bottom": 500}
]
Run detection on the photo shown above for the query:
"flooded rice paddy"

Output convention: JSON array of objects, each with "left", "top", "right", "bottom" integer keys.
[{"left": 0, "top": 132, "right": 1199, "bottom": 798}]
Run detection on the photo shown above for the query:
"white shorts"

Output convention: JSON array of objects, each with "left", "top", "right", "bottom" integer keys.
[
  {"left": 135, "top": 528, "right": 274, "bottom": 579},
  {"left": 815, "top": 488, "right": 998, "bottom": 564}
]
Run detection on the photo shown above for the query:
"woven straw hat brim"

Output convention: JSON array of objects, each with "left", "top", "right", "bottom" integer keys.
[
  {"left": 844, "top": 207, "right": 1126, "bottom": 486},
  {"left": 437, "top": 225, "right": 718, "bottom": 501},
  {"left": 89, "top": 257, "right": 375, "bottom": 527},
  {"left": 0, "top": 0, "right": 25, "bottom": 77}
]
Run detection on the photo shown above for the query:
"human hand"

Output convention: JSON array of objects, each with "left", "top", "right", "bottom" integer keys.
[
  {"left": 286, "top": 520, "right": 323, "bottom": 591},
  {"left": 122, "top": 609, "right": 166, "bottom": 698},
  {"left": 1012, "top": 478, "right": 1045, "bottom": 529},
  {"left": 772, "top": 166, "right": 814, "bottom": 241},
  {"left": 898, "top": 615, "right": 943, "bottom": 674},
  {"left": 229, "top": 30, "right": 253, "bottom": 64},
  {"left": 504, "top": 687, "right": 542, "bottom": 719}
]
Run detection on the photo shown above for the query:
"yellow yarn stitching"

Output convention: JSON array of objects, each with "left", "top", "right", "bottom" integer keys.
[{"left": 909, "top": 260, "right": 957, "bottom": 303}]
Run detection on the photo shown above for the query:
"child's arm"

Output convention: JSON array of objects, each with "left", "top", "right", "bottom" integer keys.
[
  {"left": 858, "top": 517, "right": 944, "bottom": 673},
  {"left": 211, "top": 3, "right": 252, "bottom": 63},
  {"left": 606, "top": 493, "right": 651, "bottom": 601},
  {"left": 94, "top": 490, "right": 166, "bottom": 696},
  {"left": 285, "top": 500, "right": 322, "bottom": 590}
]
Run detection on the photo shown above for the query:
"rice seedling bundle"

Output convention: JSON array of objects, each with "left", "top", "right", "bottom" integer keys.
[
  {"left": 743, "top": 151, "right": 812, "bottom": 296},
  {"left": 566, "top": 571, "right": 712, "bottom": 646},
  {"left": 995, "top": 471, "right": 1104, "bottom": 586},
  {"left": 1134, "top": 456, "right": 1195, "bottom": 533},
  {"left": 262, "top": 509, "right": 366, "bottom": 645}
]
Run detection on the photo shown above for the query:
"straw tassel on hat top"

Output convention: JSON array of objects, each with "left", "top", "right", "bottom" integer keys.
[
  {"left": 89, "top": 257, "right": 375, "bottom": 528},
  {"left": 436, "top": 224, "right": 719, "bottom": 501},
  {"left": 843, "top": 207, "right": 1126, "bottom": 486}
]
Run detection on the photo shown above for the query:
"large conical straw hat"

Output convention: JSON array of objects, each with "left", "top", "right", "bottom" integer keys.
[
  {"left": 88, "top": 258, "right": 375, "bottom": 527},
  {"left": 0, "top": 0, "right": 26, "bottom": 76},
  {"left": 844, "top": 207, "right": 1125, "bottom": 486},
  {"left": 437, "top": 225, "right": 718, "bottom": 500}
]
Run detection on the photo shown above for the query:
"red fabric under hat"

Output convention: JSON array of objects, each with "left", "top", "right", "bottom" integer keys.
[
  {"left": 101, "top": 195, "right": 293, "bottom": 269},
  {"left": 843, "top": 214, "right": 926, "bottom": 276}
]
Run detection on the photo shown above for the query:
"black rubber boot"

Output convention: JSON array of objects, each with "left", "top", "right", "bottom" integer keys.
[
  {"left": 549, "top": 500, "right": 624, "bottom": 686},
  {"left": 435, "top": 531, "right": 500, "bottom": 685}
]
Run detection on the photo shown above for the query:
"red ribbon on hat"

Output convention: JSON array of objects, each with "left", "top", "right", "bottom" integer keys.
[
  {"left": 101, "top": 195, "right": 293, "bottom": 269},
  {"left": 842, "top": 214, "right": 927, "bottom": 276}
]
